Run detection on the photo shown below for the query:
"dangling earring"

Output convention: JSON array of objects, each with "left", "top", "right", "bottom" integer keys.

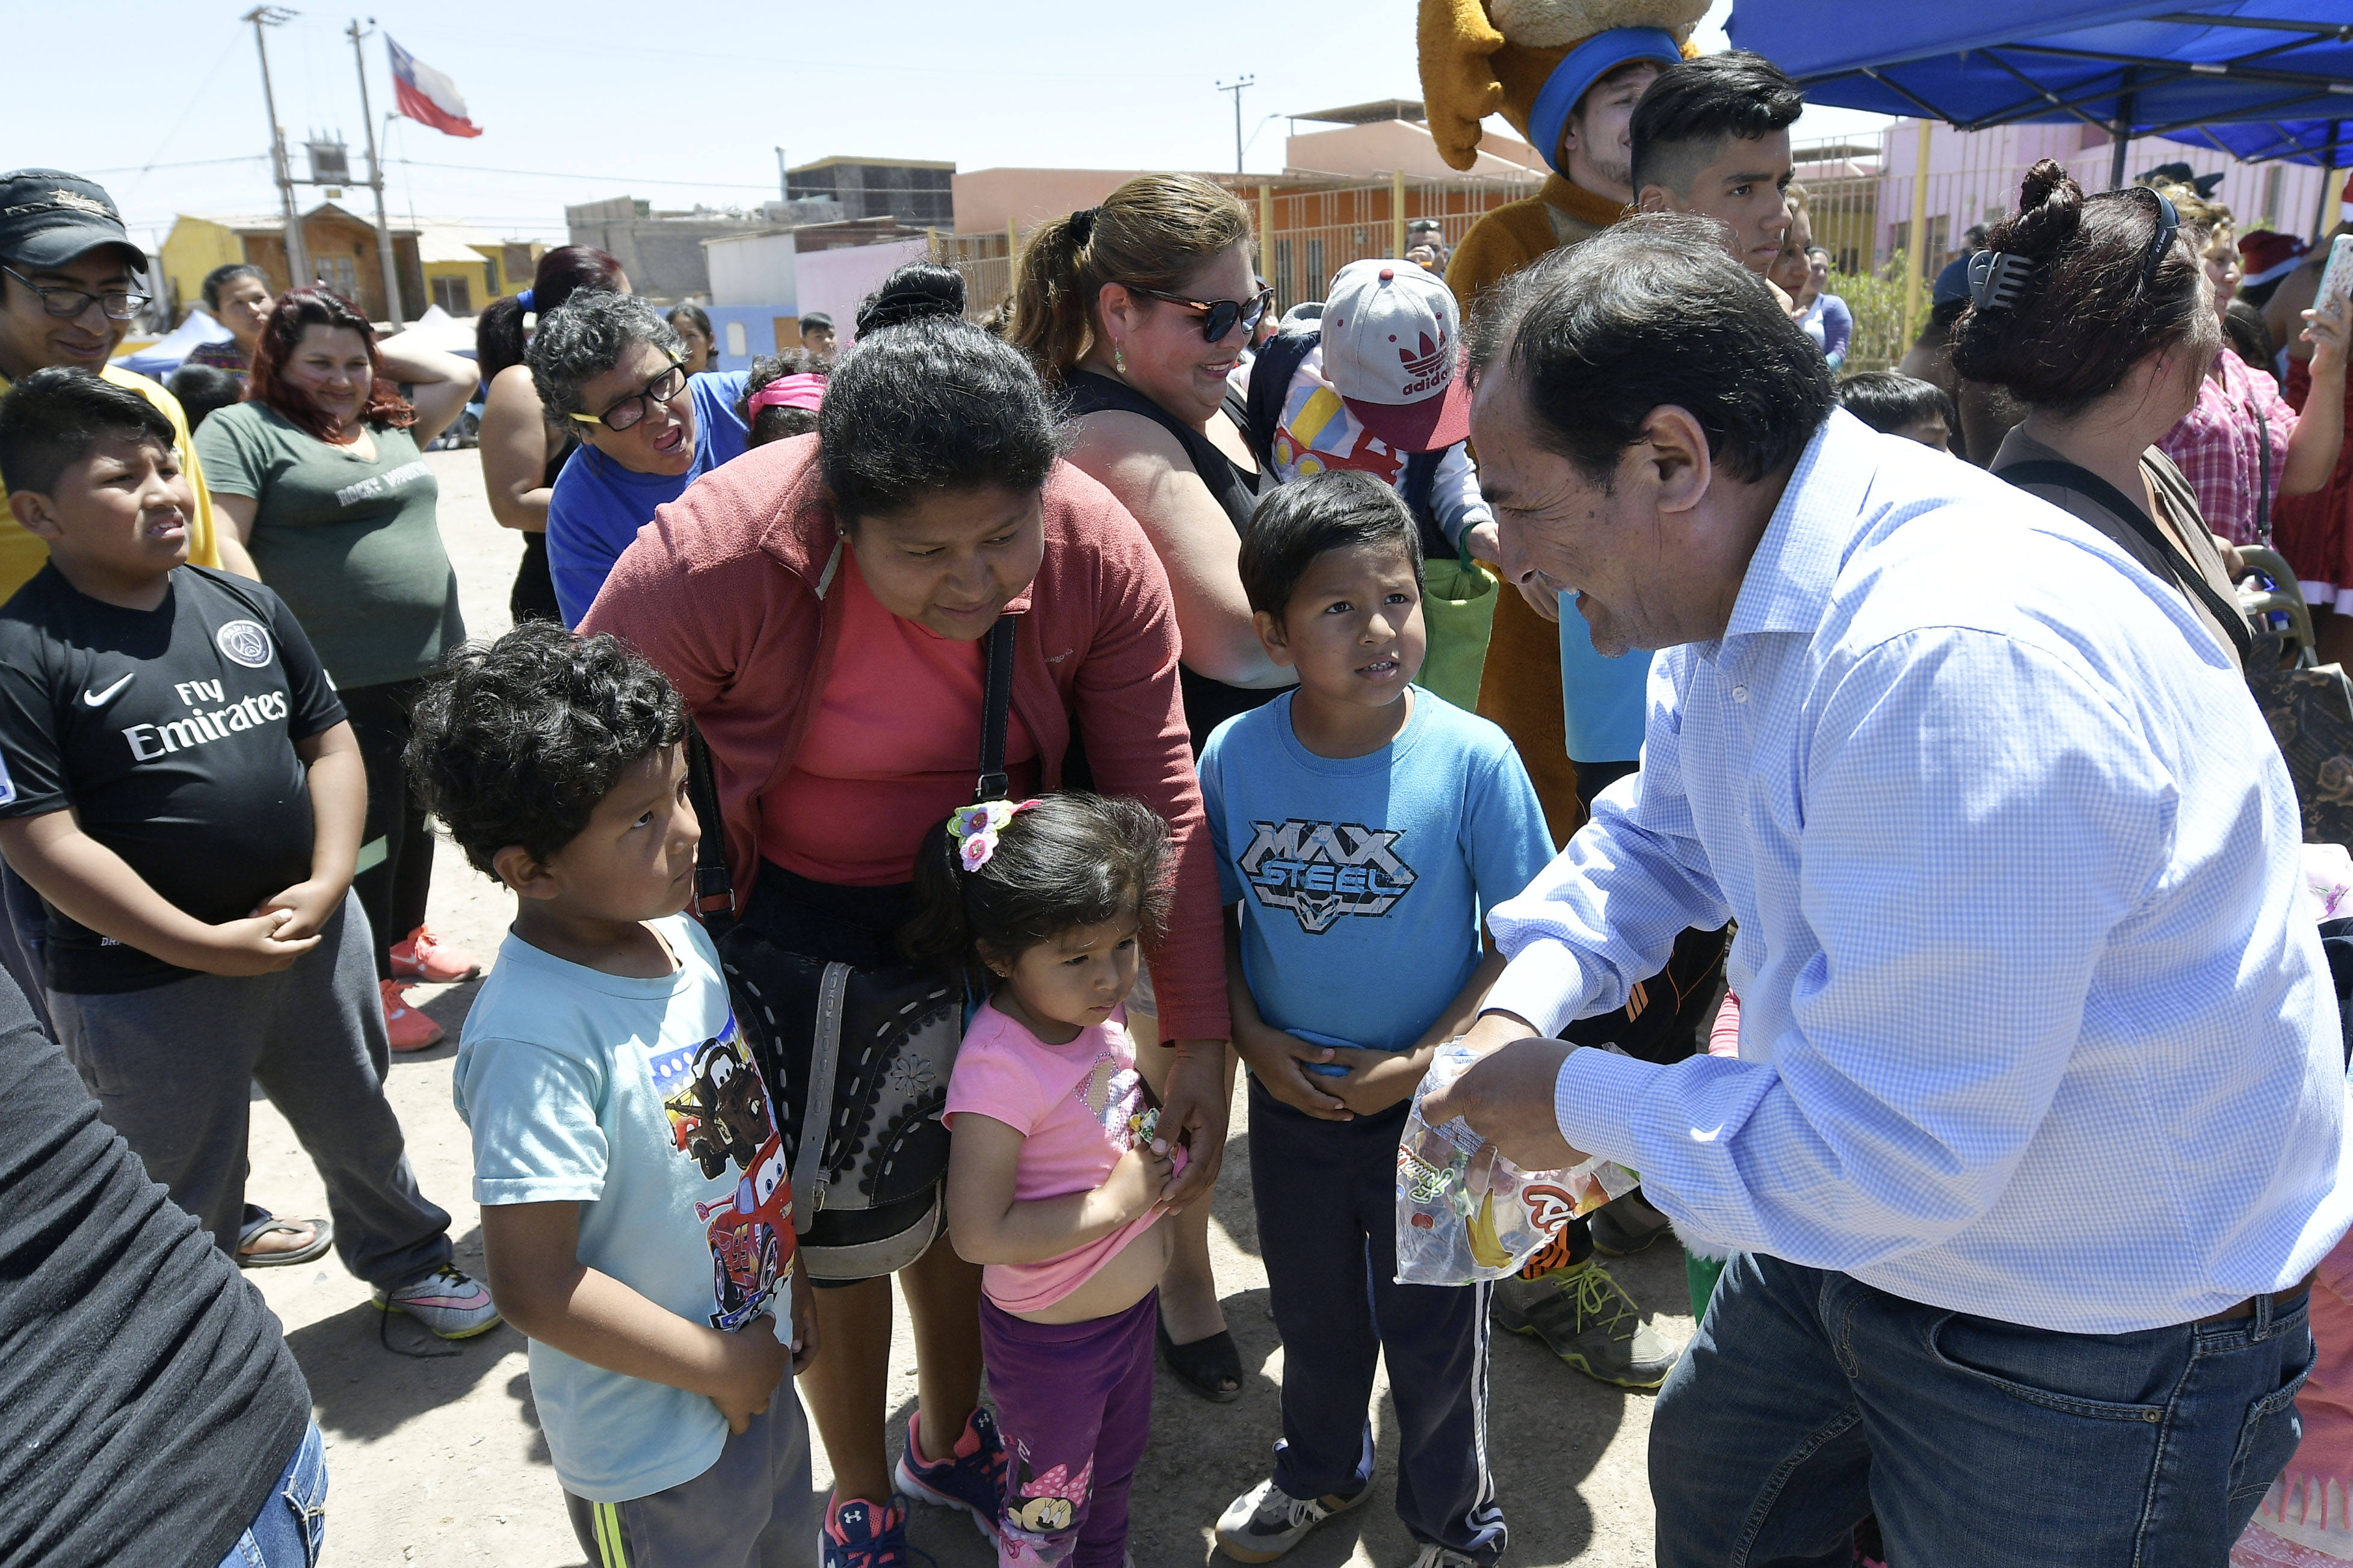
[{"left": 1113, "top": 343, "right": 1127, "bottom": 376}]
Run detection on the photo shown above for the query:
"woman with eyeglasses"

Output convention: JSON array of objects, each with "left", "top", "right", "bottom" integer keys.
[
  {"left": 475, "top": 245, "right": 628, "bottom": 625},
  {"left": 2150, "top": 179, "right": 2346, "bottom": 560},
  {"left": 193, "top": 286, "right": 483, "bottom": 1048},
  {"left": 528, "top": 292, "right": 749, "bottom": 627},
  {"left": 1010, "top": 173, "right": 1277, "bottom": 1406}
]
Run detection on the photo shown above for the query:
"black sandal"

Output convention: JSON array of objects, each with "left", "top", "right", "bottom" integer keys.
[{"left": 1158, "top": 1317, "right": 1244, "bottom": 1403}]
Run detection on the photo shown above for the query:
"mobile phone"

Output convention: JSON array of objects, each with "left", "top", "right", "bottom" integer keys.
[{"left": 2319, "top": 233, "right": 2353, "bottom": 318}]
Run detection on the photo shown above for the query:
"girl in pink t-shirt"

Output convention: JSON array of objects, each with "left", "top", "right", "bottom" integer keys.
[{"left": 908, "top": 793, "right": 1180, "bottom": 1568}]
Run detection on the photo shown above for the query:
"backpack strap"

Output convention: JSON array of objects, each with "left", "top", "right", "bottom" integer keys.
[
  {"left": 1242, "top": 330, "right": 1319, "bottom": 474},
  {"left": 1997, "top": 457, "right": 2254, "bottom": 664},
  {"left": 684, "top": 723, "right": 736, "bottom": 935},
  {"left": 1403, "top": 449, "right": 1450, "bottom": 562}
]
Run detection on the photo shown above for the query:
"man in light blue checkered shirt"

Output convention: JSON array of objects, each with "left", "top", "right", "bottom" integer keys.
[{"left": 1428, "top": 216, "right": 2351, "bottom": 1566}]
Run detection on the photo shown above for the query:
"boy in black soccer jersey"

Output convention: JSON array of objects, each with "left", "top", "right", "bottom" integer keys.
[{"left": 0, "top": 367, "right": 497, "bottom": 1339}]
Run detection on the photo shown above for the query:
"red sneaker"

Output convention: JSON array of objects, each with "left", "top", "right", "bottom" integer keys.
[
  {"left": 389, "top": 924, "right": 483, "bottom": 983},
  {"left": 381, "top": 979, "right": 445, "bottom": 1052}
]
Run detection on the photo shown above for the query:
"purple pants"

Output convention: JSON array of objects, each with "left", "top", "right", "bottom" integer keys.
[{"left": 980, "top": 1288, "right": 1156, "bottom": 1568}]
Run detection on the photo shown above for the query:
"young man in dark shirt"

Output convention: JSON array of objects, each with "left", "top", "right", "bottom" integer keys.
[
  {"left": 0, "top": 962, "right": 324, "bottom": 1567},
  {"left": 0, "top": 366, "right": 496, "bottom": 1338}
]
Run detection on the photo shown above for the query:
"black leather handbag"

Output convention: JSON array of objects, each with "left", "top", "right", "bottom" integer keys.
[{"left": 683, "top": 616, "right": 1016, "bottom": 1279}]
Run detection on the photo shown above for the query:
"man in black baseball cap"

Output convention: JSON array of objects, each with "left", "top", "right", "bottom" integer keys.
[
  {"left": 0, "top": 170, "right": 249, "bottom": 596},
  {"left": 797, "top": 310, "right": 835, "bottom": 359}
]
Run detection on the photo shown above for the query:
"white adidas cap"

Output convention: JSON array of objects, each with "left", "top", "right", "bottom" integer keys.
[{"left": 1318, "top": 259, "right": 1470, "bottom": 453}]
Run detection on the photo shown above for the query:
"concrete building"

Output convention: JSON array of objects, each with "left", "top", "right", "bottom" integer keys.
[
  {"left": 787, "top": 158, "right": 955, "bottom": 227},
  {"left": 563, "top": 197, "right": 769, "bottom": 303}
]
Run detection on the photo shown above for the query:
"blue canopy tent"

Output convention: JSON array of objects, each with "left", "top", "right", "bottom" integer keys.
[{"left": 1727, "top": 2, "right": 2352, "bottom": 214}]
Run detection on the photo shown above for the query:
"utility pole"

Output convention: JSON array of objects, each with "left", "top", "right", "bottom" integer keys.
[
  {"left": 348, "top": 17, "right": 404, "bottom": 327},
  {"left": 776, "top": 147, "right": 789, "bottom": 206},
  {"left": 244, "top": 7, "right": 309, "bottom": 291},
  {"left": 1217, "top": 77, "right": 1255, "bottom": 176}
]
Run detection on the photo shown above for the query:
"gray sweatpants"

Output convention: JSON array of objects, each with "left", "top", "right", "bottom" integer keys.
[
  {"left": 564, "top": 1371, "right": 815, "bottom": 1568},
  {"left": 50, "top": 890, "right": 452, "bottom": 1290}
]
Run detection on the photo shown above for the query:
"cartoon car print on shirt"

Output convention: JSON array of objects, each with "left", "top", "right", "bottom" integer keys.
[
  {"left": 1238, "top": 818, "right": 1419, "bottom": 934},
  {"left": 653, "top": 1016, "right": 796, "bottom": 1332}
]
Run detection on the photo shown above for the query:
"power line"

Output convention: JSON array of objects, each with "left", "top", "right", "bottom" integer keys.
[
  {"left": 81, "top": 155, "right": 270, "bottom": 176},
  {"left": 387, "top": 156, "right": 776, "bottom": 192}
]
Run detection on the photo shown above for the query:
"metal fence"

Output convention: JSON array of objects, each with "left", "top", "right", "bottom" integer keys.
[{"left": 936, "top": 132, "right": 2330, "bottom": 373}]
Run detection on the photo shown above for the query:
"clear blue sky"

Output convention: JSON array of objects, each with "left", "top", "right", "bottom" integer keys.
[{"left": 11, "top": 1, "right": 1889, "bottom": 253}]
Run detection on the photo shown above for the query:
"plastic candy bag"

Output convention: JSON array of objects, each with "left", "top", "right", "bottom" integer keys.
[{"left": 1395, "top": 1041, "right": 1638, "bottom": 1285}]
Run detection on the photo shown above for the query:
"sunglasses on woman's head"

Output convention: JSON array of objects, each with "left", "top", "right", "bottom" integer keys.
[
  {"left": 1123, "top": 284, "right": 1276, "bottom": 344},
  {"left": 2135, "top": 185, "right": 2182, "bottom": 289}
]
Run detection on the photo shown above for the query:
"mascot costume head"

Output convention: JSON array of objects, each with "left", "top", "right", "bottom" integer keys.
[{"left": 1418, "top": 0, "right": 1707, "bottom": 176}]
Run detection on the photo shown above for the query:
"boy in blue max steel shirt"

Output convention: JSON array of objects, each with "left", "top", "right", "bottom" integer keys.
[{"left": 1198, "top": 472, "right": 1551, "bottom": 1567}]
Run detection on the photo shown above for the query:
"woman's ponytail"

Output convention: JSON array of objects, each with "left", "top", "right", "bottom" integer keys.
[{"left": 1010, "top": 212, "right": 1093, "bottom": 382}]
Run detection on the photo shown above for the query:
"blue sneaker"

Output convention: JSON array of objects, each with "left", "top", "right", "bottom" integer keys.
[
  {"left": 892, "top": 1405, "right": 1006, "bottom": 1541},
  {"left": 821, "top": 1495, "right": 922, "bottom": 1568}
]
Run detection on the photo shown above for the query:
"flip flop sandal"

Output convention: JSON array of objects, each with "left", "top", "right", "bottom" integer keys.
[
  {"left": 237, "top": 1210, "right": 333, "bottom": 1268},
  {"left": 1158, "top": 1317, "right": 1244, "bottom": 1403}
]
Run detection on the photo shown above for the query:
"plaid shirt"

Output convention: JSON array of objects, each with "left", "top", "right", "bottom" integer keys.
[{"left": 2159, "top": 349, "right": 2299, "bottom": 544}]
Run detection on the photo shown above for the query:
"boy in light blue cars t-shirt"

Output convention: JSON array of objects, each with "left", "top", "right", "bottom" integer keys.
[
  {"left": 410, "top": 622, "right": 815, "bottom": 1567},
  {"left": 1199, "top": 473, "right": 1549, "bottom": 1567}
]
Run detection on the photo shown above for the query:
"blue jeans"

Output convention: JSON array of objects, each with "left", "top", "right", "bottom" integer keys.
[
  {"left": 1652, "top": 1253, "right": 2314, "bottom": 1567},
  {"left": 214, "top": 1421, "right": 327, "bottom": 1568}
]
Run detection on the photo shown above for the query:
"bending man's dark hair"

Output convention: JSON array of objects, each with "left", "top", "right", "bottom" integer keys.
[
  {"left": 901, "top": 793, "right": 1171, "bottom": 994},
  {"left": 406, "top": 620, "right": 686, "bottom": 879},
  {"left": 0, "top": 366, "right": 176, "bottom": 496},
  {"left": 818, "top": 290, "right": 1063, "bottom": 527},
  {"left": 1239, "top": 470, "right": 1423, "bottom": 621},
  {"left": 1630, "top": 51, "right": 1804, "bottom": 198},
  {"left": 1466, "top": 212, "right": 1834, "bottom": 487}
]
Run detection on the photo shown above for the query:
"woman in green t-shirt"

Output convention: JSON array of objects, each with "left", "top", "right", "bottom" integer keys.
[{"left": 194, "top": 287, "right": 480, "bottom": 1050}]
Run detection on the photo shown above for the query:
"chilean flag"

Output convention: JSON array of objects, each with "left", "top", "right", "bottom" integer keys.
[{"left": 387, "top": 36, "right": 481, "bottom": 139}]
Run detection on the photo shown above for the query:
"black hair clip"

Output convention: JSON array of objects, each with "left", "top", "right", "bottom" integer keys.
[
  {"left": 1070, "top": 206, "right": 1100, "bottom": 247},
  {"left": 1967, "top": 250, "right": 2034, "bottom": 312}
]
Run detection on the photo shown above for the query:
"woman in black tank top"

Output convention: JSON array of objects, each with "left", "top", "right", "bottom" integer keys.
[
  {"left": 1014, "top": 176, "right": 1288, "bottom": 757},
  {"left": 474, "top": 247, "right": 629, "bottom": 624},
  {"left": 1009, "top": 173, "right": 1282, "bottom": 1403}
]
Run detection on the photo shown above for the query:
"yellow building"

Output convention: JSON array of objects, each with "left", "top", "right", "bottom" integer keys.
[{"left": 159, "top": 208, "right": 540, "bottom": 324}]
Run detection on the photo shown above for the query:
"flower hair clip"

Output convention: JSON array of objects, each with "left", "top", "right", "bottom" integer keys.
[{"left": 948, "top": 798, "right": 1040, "bottom": 873}]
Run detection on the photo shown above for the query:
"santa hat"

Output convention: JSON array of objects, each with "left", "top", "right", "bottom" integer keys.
[{"left": 2239, "top": 230, "right": 2310, "bottom": 290}]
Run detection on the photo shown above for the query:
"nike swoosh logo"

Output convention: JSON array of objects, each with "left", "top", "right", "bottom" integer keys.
[{"left": 81, "top": 672, "right": 134, "bottom": 708}]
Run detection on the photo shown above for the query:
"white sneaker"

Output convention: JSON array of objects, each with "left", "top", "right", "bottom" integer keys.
[
  {"left": 1214, "top": 1477, "right": 1369, "bottom": 1563},
  {"left": 1406, "top": 1546, "right": 1482, "bottom": 1568},
  {"left": 372, "top": 1264, "right": 501, "bottom": 1339}
]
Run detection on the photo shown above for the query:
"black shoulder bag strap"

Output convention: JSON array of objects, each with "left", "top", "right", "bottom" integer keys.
[
  {"left": 1997, "top": 457, "right": 2255, "bottom": 665},
  {"left": 1403, "top": 449, "right": 1449, "bottom": 562},
  {"left": 685, "top": 612, "right": 1020, "bottom": 932}
]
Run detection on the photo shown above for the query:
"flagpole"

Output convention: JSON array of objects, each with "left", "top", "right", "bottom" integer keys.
[
  {"left": 347, "top": 17, "right": 404, "bottom": 328},
  {"left": 242, "top": 7, "right": 310, "bottom": 292}
]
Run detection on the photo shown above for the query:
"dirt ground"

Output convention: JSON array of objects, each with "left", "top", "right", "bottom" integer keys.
[{"left": 238, "top": 448, "right": 1694, "bottom": 1566}]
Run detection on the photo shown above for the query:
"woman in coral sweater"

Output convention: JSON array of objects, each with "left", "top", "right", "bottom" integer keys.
[{"left": 582, "top": 276, "right": 1230, "bottom": 1568}]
